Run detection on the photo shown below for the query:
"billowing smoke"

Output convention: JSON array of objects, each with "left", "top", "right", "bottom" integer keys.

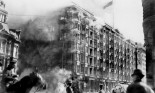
[
  {"left": 16, "top": 6, "right": 74, "bottom": 93},
  {"left": 5, "top": 0, "right": 111, "bottom": 92},
  {"left": 18, "top": 8, "right": 63, "bottom": 72},
  {"left": 40, "top": 68, "right": 71, "bottom": 93},
  {"left": 25, "top": 67, "right": 71, "bottom": 93},
  {"left": 5, "top": 0, "right": 111, "bottom": 29}
]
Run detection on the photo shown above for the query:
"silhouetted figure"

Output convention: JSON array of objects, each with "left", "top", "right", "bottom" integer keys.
[
  {"left": 66, "top": 79, "right": 73, "bottom": 93},
  {"left": 99, "top": 85, "right": 105, "bottom": 93},
  {"left": 3, "top": 62, "right": 18, "bottom": 90},
  {"left": 126, "top": 69, "right": 154, "bottom": 93},
  {"left": 112, "top": 89, "right": 116, "bottom": 93},
  {"left": 6, "top": 72, "right": 46, "bottom": 93}
]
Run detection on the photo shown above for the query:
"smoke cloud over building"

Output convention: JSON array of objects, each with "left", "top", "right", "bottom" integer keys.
[{"left": 16, "top": 7, "right": 73, "bottom": 93}]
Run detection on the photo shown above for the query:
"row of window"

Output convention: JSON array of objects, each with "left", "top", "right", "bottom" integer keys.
[
  {"left": 0, "top": 40, "right": 18, "bottom": 58},
  {"left": 76, "top": 64, "right": 134, "bottom": 81}
]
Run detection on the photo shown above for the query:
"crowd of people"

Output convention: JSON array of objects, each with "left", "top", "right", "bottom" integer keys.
[
  {"left": 2, "top": 62, "right": 155, "bottom": 93},
  {"left": 98, "top": 69, "right": 154, "bottom": 93},
  {"left": 2, "top": 62, "right": 19, "bottom": 91},
  {"left": 65, "top": 69, "right": 154, "bottom": 93}
]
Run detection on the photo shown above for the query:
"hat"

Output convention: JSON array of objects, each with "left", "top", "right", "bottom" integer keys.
[{"left": 131, "top": 69, "right": 144, "bottom": 78}]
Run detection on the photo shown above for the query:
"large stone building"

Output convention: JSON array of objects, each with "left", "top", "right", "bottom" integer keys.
[
  {"left": 0, "top": 0, "right": 20, "bottom": 91},
  {"left": 142, "top": 0, "right": 155, "bottom": 89},
  {"left": 58, "top": 5, "right": 142, "bottom": 92}
]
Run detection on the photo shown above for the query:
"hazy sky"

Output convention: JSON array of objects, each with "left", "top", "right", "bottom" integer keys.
[{"left": 4, "top": 0, "right": 144, "bottom": 44}]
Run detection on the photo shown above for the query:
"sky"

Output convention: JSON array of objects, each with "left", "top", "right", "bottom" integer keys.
[{"left": 4, "top": 0, "right": 144, "bottom": 44}]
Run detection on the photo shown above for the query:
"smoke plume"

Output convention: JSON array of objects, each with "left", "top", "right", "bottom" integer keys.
[
  {"left": 27, "top": 67, "right": 71, "bottom": 93},
  {"left": 6, "top": 0, "right": 110, "bottom": 92},
  {"left": 16, "top": 6, "right": 74, "bottom": 93},
  {"left": 40, "top": 68, "right": 71, "bottom": 93}
]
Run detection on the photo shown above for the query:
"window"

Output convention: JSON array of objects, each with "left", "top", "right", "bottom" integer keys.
[
  {"left": 89, "top": 68, "right": 93, "bottom": 75},
  {"left": 13, "top": 46, "right": 17, "bottom": 58},
  {"left": 7, "top": 43, "right": 11, "bottom": 55},
  {"left": 0, "top": 15, "right": 2, "bottom": 22},
  {"left": 76, "top": 44, "right": 79, "bottom": 50},
  {"left": 81, "top": 53, "right": 85, "bottom": 62},
  {"left": 90, "top": 31, "right": 93, "bottom": 37},
  {"left": 89, "top": 57, "right": 93, "bottom": 66},
  {"left": 77, "top": 65, "right": 81, "bottom": 74},
  {"left": 13, "top": 45, "right": 18, "bottom": 58},
  {"left": 94, "top": 57, "right": 97, "bottom": 66},
  {"left": 81, "top": 64, "right": 84, "bottom": 74},
  {"left": 94, "top": 48, "right": 97, "bottom": 56},
  {"left": 85, "top": 57, "right": 88, "bottom": 63},
  {"left": 2, "top": 41, "right": 6, "bottom": 53},
  {"left": 94, "top": 39, "right": 97, "bottom": 48},
  {"left": 0, "top": 58, "right": 2, "bottom": 72},
  {"left": 4, "top": 15, "right": 6, "bottom": 23},
  {"left": 15, "top": 46, "right": 18, "bottom": 58},
  {"left": 1, "top": 15, "right": 4, "bottom": 22},
  {"left": 0, "top": 58, "right": 3, "bottom": 73},
  {"left": 81, "top": 24, "right": 86, "bottom": 31},
  {"left": 100, "top": 59, "right": 103, "bottom": 67},
  {"left": 85, "top": 67, "right": 88, "bottom": 75},
  {"left": 90, "top": 48, "right": 93, "bottom": 56},
  {"left": 77, "top": 53, "right": 80, "bottom": 61}
]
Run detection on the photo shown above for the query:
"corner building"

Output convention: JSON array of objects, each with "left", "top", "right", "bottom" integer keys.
[
  {"left": 59, "top": 5, "right": 144, "bottom": 92},
  {"left": 0, "top": 0, "right": 21, "bottom": 91}
]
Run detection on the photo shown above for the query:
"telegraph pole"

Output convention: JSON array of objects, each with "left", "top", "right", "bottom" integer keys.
[{"left": 135, "top": 43, "right": 138, "bottom": 69}]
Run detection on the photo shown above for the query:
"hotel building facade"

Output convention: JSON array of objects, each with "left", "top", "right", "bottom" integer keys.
[{"left": 58, "top": 5, "right": 145, "bottom": 92}]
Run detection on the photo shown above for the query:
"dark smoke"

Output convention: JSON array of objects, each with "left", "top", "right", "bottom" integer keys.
[
  {"left": 17, "top": 7, "right": 73, "bottom": 74},
  {"left": 16, "top": 7, "right": 75, "bottom": 93}
]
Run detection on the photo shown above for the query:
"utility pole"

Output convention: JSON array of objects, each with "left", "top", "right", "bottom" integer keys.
[{"left": 135, "top": 47, "right": 138, "bottom": 69}]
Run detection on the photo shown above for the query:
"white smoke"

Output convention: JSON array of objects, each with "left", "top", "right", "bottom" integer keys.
[
  {"left": 39, "top": 67, "right": 71, "bottom": 93},
  {"left": 19, "top": 68, "right": 71, "bottom": 93},
  {"left": 4, "top": 0, "right": 111, "bottom": 29}
]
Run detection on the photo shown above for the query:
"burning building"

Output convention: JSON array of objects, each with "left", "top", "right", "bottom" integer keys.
[
  {"left": 57, "top": 5, "right": 141, "bottom": 92},
  {"left": 0, "top": 0, "right": 21, "bottom": 92},
  {"left": 18, "top": 4, "right": 146, "bottom": 93}
]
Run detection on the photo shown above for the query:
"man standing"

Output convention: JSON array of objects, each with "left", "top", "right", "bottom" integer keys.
[
  {"left": 99, "top": 85, "right": 105, "bottom": 93},
  {"left": 126, "top": 69, "right": 154, "bottom": 93},
  {"left": 66, "top": 79, "right": 74, "bottom": 93},
  {"left": 4, "top": 62, "right": 18, "bottom": 88}
]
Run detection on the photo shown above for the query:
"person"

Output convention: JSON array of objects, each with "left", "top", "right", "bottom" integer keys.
[
  {"left": 3, "top": 62, "right": 18, "bottom": 88},
  {"left": 111, "top": 88, "right": 116, "bottom": 93},
  {"left": 99, "top": 85, "right": 105, "bottom": 93},
  {"left": 66, "top": 79, "right": 74, "bottom": 93},
  {"left": 126, "top": 69, "right": 154, "bottom": 93}
]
